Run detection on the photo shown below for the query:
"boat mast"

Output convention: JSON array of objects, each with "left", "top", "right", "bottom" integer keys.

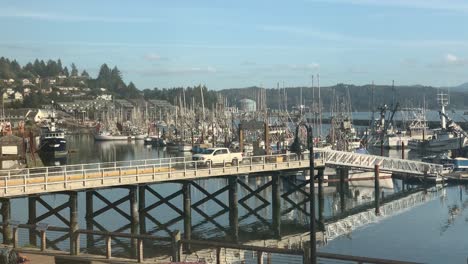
[
  {"left": 437, "top": 90, "right": 449, "bottom": 129},
  {"left": 317, "top": 74, "right": 322, "bottom": 137}
]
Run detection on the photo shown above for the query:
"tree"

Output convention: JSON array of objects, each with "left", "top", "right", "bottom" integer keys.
[
  {"left": 71, "top": 63, "right": 78, "bottom": 77},
  {"left": 63, "top": 67, "right": 69, "bottom": 77},
  {"left": 81, "top": 70, "right": 90, "bottom": 78}
]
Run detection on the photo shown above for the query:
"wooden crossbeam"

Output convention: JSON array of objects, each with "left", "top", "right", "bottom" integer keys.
[
  {"left": 192, "top": 206, "right": 229, "bottom": 234},
  {"left": 238, "top": 180, "right": 271, "bottom": 205},
  {"left": 138, "top": 185, "right": 187, "bottom": 237},
  {"left": 281, "top": 178, "right": 309, "bottom": 198},
  {"left": 190, "top": 181, "right": 230, "bottom": 234},
  {"left": 143, "top": 187, "right": 183, "bottom": 216},
  {"left": 191, "top": 182, "right": 230, "bottom": 211},
  {"left": 145, "top": 214, "right": 184, "bottom": 236},
  {"left": 35, "top": 197, "right": 70, "bottom": 227},
  {"left": 280, "top": 177, "right": 311, "bottom": 217},
  {"left": 92, "top": 191, "right": 132, "bottom": 221},
  {"left": 237, "top": 179, "right": 272, "bottom": 226}
]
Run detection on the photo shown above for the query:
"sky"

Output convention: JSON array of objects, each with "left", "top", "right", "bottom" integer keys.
[{"left": 1, "top": 0, "right": 468, "bottom": 90}]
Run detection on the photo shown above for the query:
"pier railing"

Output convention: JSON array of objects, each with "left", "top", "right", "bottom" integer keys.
[
  {"left": 0, "top": 148, "right": 443, "bottom": 197},
  {"left": 0, "top": 152, "right": 317, "bottom": 197},
  {"left": 6, "top": 223, "right": 423, "bottom": 264}
]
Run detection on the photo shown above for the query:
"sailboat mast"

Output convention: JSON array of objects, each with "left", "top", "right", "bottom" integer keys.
[{"left": 317, "top": 74, "right": 322, "bottom": 137}]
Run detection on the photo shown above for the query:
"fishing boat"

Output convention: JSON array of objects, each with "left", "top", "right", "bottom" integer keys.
[
  {"left": 408, "top": 93, "right": 467, "bottom": 152},
  {"left": 38, "top": 110, "right": 67, "bottom": 157},
  {"left": 93, "top": 129, "right": 130, "bottom": 141}
]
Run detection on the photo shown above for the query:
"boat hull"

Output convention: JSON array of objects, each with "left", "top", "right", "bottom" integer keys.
[
  {"left": 94, "top": 134, "right": 130, "bottom": 141},
  {"left": 408, "top": 137, "right": 465, "bottom": 152},
  {"left": 39, "top": 138, "right": 67, "bottom": 157}
]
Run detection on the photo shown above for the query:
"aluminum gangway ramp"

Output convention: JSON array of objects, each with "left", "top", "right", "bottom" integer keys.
[{"left": 316, "top": 148, "right": 444, "bottom": 179}]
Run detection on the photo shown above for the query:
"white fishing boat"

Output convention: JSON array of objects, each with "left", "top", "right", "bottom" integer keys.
[
  {"left": 93, "top": 130, "right": 130, "bottom": 141},
  {"left": 408, "top": 93, "right": 467, "bottom": 152},
  {"left": 178, "top": 143, "right": 193, "bottom": 152}
]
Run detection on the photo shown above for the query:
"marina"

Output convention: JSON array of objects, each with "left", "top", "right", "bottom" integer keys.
[{"left": 1, "top": 2, "right": 468, "bottom": 262}]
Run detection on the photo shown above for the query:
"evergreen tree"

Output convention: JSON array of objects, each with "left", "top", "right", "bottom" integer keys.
[
  {"left": 71, "top": 63, "right": 78, "bottom": 77},
  {"left": 81, "top": 70, "right": 90, "bottom": 78},
  {"left": 63, "top": 66, "right": 70, "bottom": 77}
]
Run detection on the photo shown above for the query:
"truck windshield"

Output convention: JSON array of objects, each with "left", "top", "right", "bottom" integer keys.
[{"left": 203, "top": 149, "right": 215, "bottom": 154}]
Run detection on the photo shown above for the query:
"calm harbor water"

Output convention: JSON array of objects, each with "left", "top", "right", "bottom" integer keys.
[{"left": 9, "top": 135, "right": 467, "bottom": 262}]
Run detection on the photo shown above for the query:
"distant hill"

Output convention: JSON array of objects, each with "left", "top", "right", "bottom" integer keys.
[
  {"left": 220, "top": 84, "right": 468, "bottom": 111},
  {"left": 449, "top": 82, "right": 468, "bottom": 92}
]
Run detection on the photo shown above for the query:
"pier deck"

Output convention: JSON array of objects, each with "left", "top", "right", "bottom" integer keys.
[{"left": 0, "top": 148, "right": 443, "bottom": 198}]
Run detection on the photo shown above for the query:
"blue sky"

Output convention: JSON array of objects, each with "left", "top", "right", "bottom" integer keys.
[{"left": 1, "top": 0, "right": 468, "bottom": 90}]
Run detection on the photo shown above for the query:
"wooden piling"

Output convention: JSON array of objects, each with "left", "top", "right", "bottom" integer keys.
[
  {"left": 228, "top": 176, "right": 239, "bottom": 242},
  {"left": 28, "top": 196, "right": 37, "bottom": 246},
  {"left": 171, "top": 230, "right": 181, "bottom": 262},
  {"left": 183, "top": 182, "right": 192, "bottom": 251},
  {"left": 339, "top": 168, "right": 346, "bottom": 213},
  {"left": 129, "top": 186, "right": 139, "bottom": 258},
  {"left": 317, "top": 168, "right": 324, "bottom": 227},
  {"left": 401, "top": 142, "right": 405, "bottom": 159},
  {"left": 69, "top": 192, "right": 79, "bottom": 255},
  {"left": 272, "top": 173, "right": 281, "bottom": 238},
  {"left": 138, "top": 185, "right": 146, "bottom": 234},
  {"left": 1, "top": 198, "right": 12, "bottom": 244},
  {"left": 85, "top": 191, "right": 94, "bottom": 249}
]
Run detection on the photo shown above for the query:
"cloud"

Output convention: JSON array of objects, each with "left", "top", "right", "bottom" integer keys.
[
  {"left": 445, "top": 53, "right": 461, "bottom": 63},
  {"left": 311, "top": 0, "right": 468, "bottom": 13},
  {"left": 428, "top": 53, "right": 468, "bottom": 67},
  {"left": 137, "top": 66, "right": 217, "bottom": 76},
  {"left": 0, "top": 8, "right": 153, "bottom": 23},
  {"left": 258, "top": 24, "right": 468, "bottom": 48},
  {"left": 291, "top": 63, "right": 320, "bottom": 70},
  {"left": 144, "top": 53, "right": 163, "bottom": 61}
]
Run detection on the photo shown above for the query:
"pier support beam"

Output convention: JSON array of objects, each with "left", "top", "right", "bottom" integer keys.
[
  {"left": 228, "top": 176, "right": 239, "bottom": 242},
  {"left": 85, "top": 191, "right": 94, "bottom": 249},
  {"left": 338, "top": 168, "right": 348, "bottom": 213},
  {"left": 138, "top": 185, "right": 146, "bottom": 234},
  {"left": 182, "top": 182, "right": 192, "bottom": 251},
  {"left": 272, "top": 173, "right": 281, "bottom": 238},
  {"left": 1, "top": 198, "right": 12, "bottom": 244},
  {"left": 317, "top": 168, "right": 325, "bottom": 230},
  {"left": 69, "top": 192, "right": 79, "bottom": 255},
  {"left": 374, "top": 165, "right": 380, "bottom": 215},
  {"left": 129, "top": 186, "right": 139, "bottom": 258},
  {"left": 28, "top": 196, "right": 37, "bottom": 246}
]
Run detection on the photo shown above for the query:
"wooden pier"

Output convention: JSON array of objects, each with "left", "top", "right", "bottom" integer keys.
[{"left": 0, "top": 149, "right": 443, "bottom": 264}]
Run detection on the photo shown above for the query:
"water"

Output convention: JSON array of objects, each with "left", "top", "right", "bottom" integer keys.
[
  {"left": 10, "top": 135, "right": 468, "bottom": 262},
  {"left": 321, "top": 185, "right": 468, "bottom": 264}
]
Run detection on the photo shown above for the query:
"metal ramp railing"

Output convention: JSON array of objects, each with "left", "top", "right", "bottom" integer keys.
[{"left": 315, "top": 148, "right": 443, "bottom": 178}]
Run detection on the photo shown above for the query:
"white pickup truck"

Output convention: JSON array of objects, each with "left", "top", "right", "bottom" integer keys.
[{"left": 192, "top": 147, "right": 243, "bottom": 166}]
